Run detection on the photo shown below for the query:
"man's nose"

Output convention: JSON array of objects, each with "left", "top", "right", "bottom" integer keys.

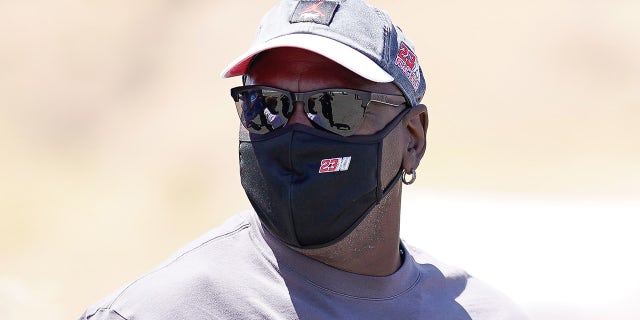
[{"left": 286, "top": 101, "right": 313, "bottom": 127}]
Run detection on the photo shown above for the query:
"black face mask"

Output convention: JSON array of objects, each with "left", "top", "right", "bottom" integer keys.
[{"left": 239, "top": 109, "right": 409, "bottom": 249}]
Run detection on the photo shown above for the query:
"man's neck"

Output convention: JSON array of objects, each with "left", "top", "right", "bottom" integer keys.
[{"left": 293, "top": 185, "right": 403, "bottom": 276}]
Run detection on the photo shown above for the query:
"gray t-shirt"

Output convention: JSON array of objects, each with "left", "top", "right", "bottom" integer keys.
[{"left": 79, "top": 211, "right": 528, "bottom": 320}]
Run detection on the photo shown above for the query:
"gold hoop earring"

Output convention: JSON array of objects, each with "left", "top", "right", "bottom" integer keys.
[{"left": 402, "top": 169, "right": 416, "bottom": 185}]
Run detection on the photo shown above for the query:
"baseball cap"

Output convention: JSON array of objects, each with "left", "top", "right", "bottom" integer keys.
[{"left": 220, "top": 0, "right": 426, "bottom": 107}]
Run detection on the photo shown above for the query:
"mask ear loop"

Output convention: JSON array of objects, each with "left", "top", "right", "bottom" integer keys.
[{"left": 402, "top": 169, "right": 416, "bottom": 185}]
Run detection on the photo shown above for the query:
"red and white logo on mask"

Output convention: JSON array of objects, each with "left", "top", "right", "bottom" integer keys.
[{"left": 319, "top": 156, "right": 351, "bottom": 173}]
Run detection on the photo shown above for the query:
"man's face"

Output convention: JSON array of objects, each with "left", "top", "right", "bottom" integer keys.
[
  {"left": 244, "top": 47, "right": 407, "bottom": 136},
  {"left": 243, "top": 47, "right": 412, "bottom": 188}
]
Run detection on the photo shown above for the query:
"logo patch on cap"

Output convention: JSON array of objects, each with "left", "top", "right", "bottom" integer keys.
[
  {"left": 394, "top": 41, "right": 421, "bottom": 91},
  {"left": 290, "top": 0, "right": 339, "bottom": 25}
]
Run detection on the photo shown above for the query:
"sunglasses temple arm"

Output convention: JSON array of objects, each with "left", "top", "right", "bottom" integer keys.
[{"left": 370, "top": 93, "right": 405, "bottom": 107}]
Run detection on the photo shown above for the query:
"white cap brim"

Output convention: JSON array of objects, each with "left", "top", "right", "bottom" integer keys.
[{"left": 220, "top": 33, "right": 394, "bottom": 83}]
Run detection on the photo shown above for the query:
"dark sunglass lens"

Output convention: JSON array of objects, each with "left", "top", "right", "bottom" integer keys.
[
  {"left": 307, "top": 91, "right": 365, "bottom": 136},
  {"left": 235, "top": 88, "right": 290, "bottom": 134},
  {"left": 279, "top": 94, "right": 293, "bottom": 118}
]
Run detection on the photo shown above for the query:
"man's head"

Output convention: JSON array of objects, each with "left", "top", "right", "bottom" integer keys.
[
  {"left": 221, "top": 0, "right": 426, "bottom": 107},
  {"left": 222, "top": 0, "right": 428, "bottom": 262}
]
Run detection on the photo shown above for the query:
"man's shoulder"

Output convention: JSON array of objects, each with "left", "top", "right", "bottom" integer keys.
[
  {"left": 79, "top": 211, "right": 265, "bottom": 320},
  {"left": 405, "top": 242, "right": 530, "bottom": 320},
  {"left": 404, "top": 242, "right": 470, "bottom": 281}
]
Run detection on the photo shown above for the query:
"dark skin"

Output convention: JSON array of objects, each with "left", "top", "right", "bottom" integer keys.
[{"left": 245, "top": 47, "right": 428, "bottom": 276}]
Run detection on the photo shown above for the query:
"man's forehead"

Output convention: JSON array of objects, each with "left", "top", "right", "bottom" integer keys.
[{"left": 246, "top": 48, "right": 402, "bottom": 95}]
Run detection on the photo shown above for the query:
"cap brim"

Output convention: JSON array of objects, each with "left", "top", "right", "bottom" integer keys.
[{"left": 220, "top": 33, "right": 394, "bottom": 83}]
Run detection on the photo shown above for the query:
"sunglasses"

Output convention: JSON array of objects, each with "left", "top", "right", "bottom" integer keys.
[{"left": 230, "top": 85, "right": 406, "bottom": 136}]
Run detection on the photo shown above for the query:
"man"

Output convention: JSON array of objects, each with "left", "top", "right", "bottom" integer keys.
[{"left": 79, "top": 0, "right": 528, "bottom": 319}]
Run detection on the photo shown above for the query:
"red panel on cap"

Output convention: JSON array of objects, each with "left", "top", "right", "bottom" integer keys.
[{"left": 222, "top": 56, "right": 254, "bottom": 78}]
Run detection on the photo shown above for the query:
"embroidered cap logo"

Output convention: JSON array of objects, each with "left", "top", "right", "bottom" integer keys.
[
  {"left": 300, "top": 0, "right": 325, "bottom": 19},
  {"left": 394, "top": 41, "right": 421, "bottom": 91},
  {"left": 290, "top": 0, "right": 339, "bottom": 25}
]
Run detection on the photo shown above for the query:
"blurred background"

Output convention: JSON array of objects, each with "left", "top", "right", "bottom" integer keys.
[{"left": 0, "top": 0, "right": 638, "bottom": 319}]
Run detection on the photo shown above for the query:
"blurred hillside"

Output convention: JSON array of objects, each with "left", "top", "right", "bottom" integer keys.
[{"left": 0, "top": 1, "right": 638, "bottom": 319}]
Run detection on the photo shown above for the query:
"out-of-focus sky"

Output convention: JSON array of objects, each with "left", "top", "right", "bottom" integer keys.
[{"left": 0, "top": 1, "right": 638, "bottom": 319}]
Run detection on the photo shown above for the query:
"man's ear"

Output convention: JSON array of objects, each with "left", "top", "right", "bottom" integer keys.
[{"left": 401, "top": 104, "right": 428, "bottom": 172}]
